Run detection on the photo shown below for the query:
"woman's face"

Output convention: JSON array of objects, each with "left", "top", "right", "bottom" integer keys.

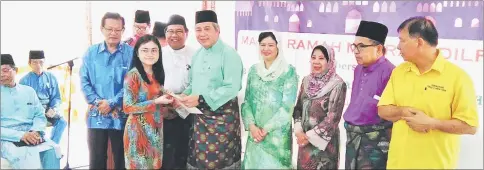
[
  {"left": 137, "top": 41, "right": 160, "bottom": 66},
  {"left": 310, "top": 49, "right": 328, "bottom": 74},
  {"left": 259, "top": 36, "right": 278, "bottom": 62}
]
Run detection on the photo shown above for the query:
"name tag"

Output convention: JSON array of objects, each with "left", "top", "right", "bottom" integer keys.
[{"left": 373, "top": 95, "right": 381, "bottom": 101}]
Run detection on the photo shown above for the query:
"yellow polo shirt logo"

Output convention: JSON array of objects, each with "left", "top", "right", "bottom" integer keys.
[
  {"left": 378, "top": 51, "right": 479, "bottom": 169},
  {"left": 426, "top": 84, "right": 447, "bottom": 92}
]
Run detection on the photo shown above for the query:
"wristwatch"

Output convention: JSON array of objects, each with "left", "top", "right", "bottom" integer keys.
[{"left": 94, "top": 99, "right": 100, "bottom": 106}]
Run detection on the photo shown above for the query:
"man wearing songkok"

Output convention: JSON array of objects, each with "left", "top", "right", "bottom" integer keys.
[
  {"left": 378, "top": 16, "right": 479, "bottom": 169},
  {"left": 80, "top": 12, "right": 133, "bottom": 169},
  {"left": 180, "top": 10, "right": 243, "bottom": 169},
  {"left": 161, "top": 14, "right": 196, "bottom": 170},
  {"left": 125, "top": 10, "right": 151, "bottom": 47},
  {"left": 19, "top": 50, "right": 67, "bottom": 145},
  {"left": 343, "top": 20, "right": 395, "bottom": 169},
  {"left": 1, "top": 54, "right": 61, "bottom": 169},
  {"left": 152, "top": 21, "right": 168, "bottom": 47}
]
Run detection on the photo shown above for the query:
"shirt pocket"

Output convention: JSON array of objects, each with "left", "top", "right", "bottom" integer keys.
[
  {"left": 114, "top": 66, "right": 129, "bottom": 84},
  {"left": 25, "top": 102, "right": 37, "bottom": 119},
  {"left": 360, "top": 94, "right": 379, "bottom": 114}
]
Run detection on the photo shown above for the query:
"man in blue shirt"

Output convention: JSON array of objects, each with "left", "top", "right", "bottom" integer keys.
[
  {"left": 20, "top": 50, "right": 67, "bottom": 144},
  {"left": 1, "top": 54, "right": 61, "bottom": 169},
  {"left": 80, "top": 12, "right": 133, "bottom": 169}
]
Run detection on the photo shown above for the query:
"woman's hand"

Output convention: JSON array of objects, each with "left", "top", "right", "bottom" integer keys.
[
  {"left": 295, "top": 131, "right": 309, "bottom": 147},
  {"left": 154, "top": 94, "right": 174, "bottom": 105},
  {"left": 249, "top": 124, "right": 267, "bottom": 143}
]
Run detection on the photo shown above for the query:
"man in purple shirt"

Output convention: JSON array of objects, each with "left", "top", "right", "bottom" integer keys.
[{"left": 343, "top": 20, "right": 395, "bottom": 169}]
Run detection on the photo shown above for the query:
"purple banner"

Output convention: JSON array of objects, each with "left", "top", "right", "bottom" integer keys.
[{"left": 235, "top": 1, "right": 483, "bottom": 49}]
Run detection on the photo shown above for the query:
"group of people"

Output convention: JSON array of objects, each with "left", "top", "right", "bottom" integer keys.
[{"left": 0, "top": 8, "right": 478, "bottom": 170}]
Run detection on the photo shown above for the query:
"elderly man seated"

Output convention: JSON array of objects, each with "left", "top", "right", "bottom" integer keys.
[{"left": 1, "top": 54, "right": 61, "bottom": 169}]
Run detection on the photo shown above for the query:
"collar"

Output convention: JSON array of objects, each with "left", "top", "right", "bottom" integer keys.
[
  {"left": 1, "top": 82, "right": 18, "bottom": 90},
  {"left": 166, "top": 45, "right": 189, "bottom": 54},
  {"left": 30, "top": 71, "right": 44, "bottom": 77},
  {"left": 363, "top": 56, "right": 387, "bottom": 72},
  {"left": 407, "top": 50, "right": 445, "bottom": 75},
  {"left": 98, "top": 41, "right": 124, "bottom": 54},
  {"left": 203, "top": 39, "right": 224, "bottom": 53}
]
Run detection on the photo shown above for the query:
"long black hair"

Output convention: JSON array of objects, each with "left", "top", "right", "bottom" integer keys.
[{"left": 130, "top": 34, "right": 165, "bottom": 85}]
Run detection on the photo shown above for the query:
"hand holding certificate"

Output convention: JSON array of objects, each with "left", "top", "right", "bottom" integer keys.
[{"left": 161, "top": 88, "right": 202, "bottom": 119}]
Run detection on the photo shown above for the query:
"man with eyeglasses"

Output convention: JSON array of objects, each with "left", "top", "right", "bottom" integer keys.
[
  {"left": 1, "top": 54, "right": 61, "bottom": 169},
  {"left": 80, "top": 12, "right": 133, "bottom": 169},
  {"left": 378, "top": 16, "right": 478, "bottom": 169},
  {"left": 343, "top": 20, "right": 395, "bottom": 169},
  {"left": 19, "top": 50, "right": 67, "bottom": 145},
  {"left": 160, "top": 14, "right": 196, "bottom": 170},
  {"left": 152, "top": 21, "right": 168, "bottom": 47},
  {"left": 125, "top": 10, "right": 151, "bottom": 47}
]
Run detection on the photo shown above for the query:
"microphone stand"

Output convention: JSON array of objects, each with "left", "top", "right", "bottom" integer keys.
[
  {"left": 63, "top": 60, "right": 74, "bottom": 170},
  {"left": 47, "top": 58, "right": 77, "bottom": 170}
]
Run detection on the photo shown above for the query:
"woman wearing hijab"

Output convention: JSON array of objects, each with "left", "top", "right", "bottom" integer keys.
[
  {"left": 123, "top": 35, "right": 174, "bottom": 169},
  {"left": 293, "top": 45, "right": 347, "bottom": 169},
  {"left": 241, "top": 31, "right": 298, "bottom": 169}
]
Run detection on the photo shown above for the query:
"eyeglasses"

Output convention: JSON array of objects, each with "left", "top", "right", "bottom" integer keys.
[
  {"left": 166, "top": 29, "right": 185, "bottom": 36},
  {"left": 30, "top": 60, "right": 44, "bottom": 65},
  {"left": 103, "top": 27, "right": 124, "bottom": 34},
  {"left": 134, "top": 26, "right": 148, "bottom": 32},
  {"left": 140, "top": 49, "right": 159, "bottom": 54},
  {"left": 351, "top": 43, "right": 379, "bottom": 54},
  {"left": 1, "top": 67, "right": 15, "bottom": 73}
]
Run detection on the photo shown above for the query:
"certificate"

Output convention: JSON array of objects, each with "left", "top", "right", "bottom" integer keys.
[{"left": 161, "top": 89, "right": 203, "bottom": 119}]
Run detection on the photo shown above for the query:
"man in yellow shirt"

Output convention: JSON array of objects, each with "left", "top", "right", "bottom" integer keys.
[{"left": 377, "top": 16, "right": 479, "bottom": 169}]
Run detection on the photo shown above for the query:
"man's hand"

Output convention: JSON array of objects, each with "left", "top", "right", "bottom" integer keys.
[
  {"left": 295, "top": 131, "right": 309, "bottom": 147},
  {"left": 400, "top": 107, "right": 417, "bottom": 117},
  {"left": 98, "top": 100, "right": 112, "bottom": 115},
  {"left": 180, "top": 95, "right": 200, "bottom": 108},
  {"left": 402, "top": 109, "right": 438, "bottom": 133},
  {"left": 21, "top": 131, "right": 41, "bottom": 145},
  {"left": 171, "top": 99, "right": 183, "bottom": 109},
  {"left": 46, "top": 108, "right": 56, "bottom": 118}
]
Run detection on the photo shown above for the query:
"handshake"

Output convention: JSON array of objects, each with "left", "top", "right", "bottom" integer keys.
[{"left": 156, "top": 89, "right": 203, "bottom": 119}]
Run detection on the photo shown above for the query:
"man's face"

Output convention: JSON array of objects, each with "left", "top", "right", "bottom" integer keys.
[
  {"left": 29, "top": 59, "right": 45, "bottom": 73},
  {"left": 0, "top": 65, "right": 16, "bottom": 85},
  {"left": 134, "top": 22, "right": 150, "bottom": 37},
  {"left": 352, "top": 36, "right": 381, "bottom": 67},
  {"left": 195, "top": 22, "right": 219, "bottom": 48},
  {"left": 166, "top": 25, "right": 187, "bottom": 50},
  {"left": 397, "top": 27, "right": 419, "bottom": 62},
  {"left": 101, "top": 18, "right": 124, "bottom": 45}
]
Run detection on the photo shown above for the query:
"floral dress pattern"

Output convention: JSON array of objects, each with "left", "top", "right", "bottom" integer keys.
[
  {"left": 293, "top": 76, "right": 347, "bottom": 169},
  {"left": 123, "top": 68, "right": 167, "bottom": 169},
  {"left": 241, "top": 65, "right": 298, "bottom": 169}
]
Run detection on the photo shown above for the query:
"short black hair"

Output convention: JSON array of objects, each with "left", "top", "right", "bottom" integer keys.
[
  {"left": 397, "top": 16, "right": 438, "bottom": 47},
  {"left": 370, "top": 39, "right": 387, "bottom": 56},
  {"left": 101, "top": 12, "right": 125, "bottom": 28}
]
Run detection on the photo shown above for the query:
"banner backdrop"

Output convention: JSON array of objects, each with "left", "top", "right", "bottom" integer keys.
[{"left": 234, "top": 1, "right": 483, "bottom": 169}]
